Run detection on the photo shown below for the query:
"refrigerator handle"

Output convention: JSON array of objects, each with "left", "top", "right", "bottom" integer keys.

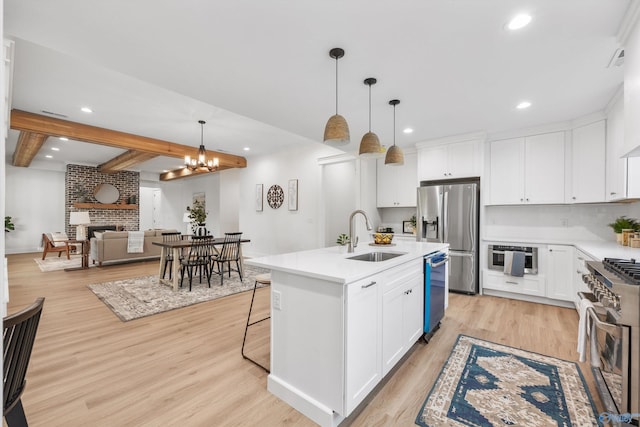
[{"left": 442, "top": 190, "right": 448, "bottom": 243}]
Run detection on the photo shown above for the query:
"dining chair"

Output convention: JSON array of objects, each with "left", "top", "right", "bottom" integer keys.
[
  {"left": 3, "top": 297, "right": 45, "bottom": 427},
  {"left": 211, "top": 232, "right": 243, "bottom": 286},
  {"left": 161, "top": 232, "right": 183, "bottom": 280},
  {"left": 179, "top": 240, "right": 215, "bottom": 291}
]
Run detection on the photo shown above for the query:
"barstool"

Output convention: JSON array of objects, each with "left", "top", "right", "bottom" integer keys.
[{"left": 241, "top": 273, "right": 271, "bottom": 372}]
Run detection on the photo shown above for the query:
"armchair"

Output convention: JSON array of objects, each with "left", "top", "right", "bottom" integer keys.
[{"left": 41, "top": 233, "right": 71, "bottom": 260}]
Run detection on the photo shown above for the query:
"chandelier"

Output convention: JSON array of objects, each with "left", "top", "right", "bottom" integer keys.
[{"left": 184, "top": 120, "right": 219, "bottom": 171}]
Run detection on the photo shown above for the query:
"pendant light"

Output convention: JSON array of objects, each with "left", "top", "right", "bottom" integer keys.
[
  {"left": 323, "top": 48, "right": 350, "bottom": 145},
  {"left": 359, "top": 77, "right": 383, "bottom": 156},
  {"left": 384, "top": 99, "right": 404, "bottom": 166},
  {"left": 185, "top": 120, "right": 220, "bottom": 172}
]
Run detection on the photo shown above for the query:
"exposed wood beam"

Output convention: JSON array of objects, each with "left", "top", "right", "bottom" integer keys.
[
  {"left": 12, "top": 131, "right": 48, "bottom": 167},
  {"left": 159, "top": 165, "right": 233, "bottom": 182},
  {"left": 98, "top": 150, "right": 158, "bottom": 173},
  {"left": 10, "top": 109, "right": 247, "bottom": 170}
]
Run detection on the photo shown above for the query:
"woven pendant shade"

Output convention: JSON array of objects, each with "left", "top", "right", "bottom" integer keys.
[
  {"left": 359, "top": 132, "right": 382, "bottom": 155},
  {"left": 384, "top": 145, "right": 404, "bottom": 165},
  {"left": 324, "top": 114, "right": 350, "bottom": 145},
  {"left": 324, "top": 48, "right": 350, "bottom": 146},
  {"left": 359, "top": 77, "right": 382, "bottom": 156},
  {"left": 384, "top": 99, "right": 404, "bottom": 165}
]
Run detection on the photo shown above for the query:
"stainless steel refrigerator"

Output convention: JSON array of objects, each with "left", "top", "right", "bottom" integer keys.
[{"left": 416, "top": 178, "right": 479, "bottom": 294}]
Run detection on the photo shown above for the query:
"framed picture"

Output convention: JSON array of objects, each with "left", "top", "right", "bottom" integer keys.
[
  {"left": 255, "top": 184, "right": 263, "bottom": 211},
  {"left": 403, "top": 221, "right": 414, "bottom": 234},
  {"left": 288, "top": 179, "right": 298, "bottom": 211}
]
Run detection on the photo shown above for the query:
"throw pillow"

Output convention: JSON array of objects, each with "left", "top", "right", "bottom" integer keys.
[{"left": 51, "top": 231, "right": 69, "bottom": 247}]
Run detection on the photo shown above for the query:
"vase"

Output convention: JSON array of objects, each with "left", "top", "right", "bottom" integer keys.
[
  {"left": 338, "top": 245, "right": 347, "bottom": 254},
  {"left": 616, "top": 232, "right": 624, "bottom": 245}
]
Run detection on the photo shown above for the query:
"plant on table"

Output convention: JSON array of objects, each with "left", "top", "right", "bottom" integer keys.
[
  {"left": 409, "top": 214, "right": 417, "bottom": 234},
  {"left": 186, "top": 200, "right": 208, "bottom": 234}
]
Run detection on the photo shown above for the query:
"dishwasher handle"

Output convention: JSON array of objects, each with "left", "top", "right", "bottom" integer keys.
[{"left": 426, "top": 253, "right": 449, "bottom": 268}]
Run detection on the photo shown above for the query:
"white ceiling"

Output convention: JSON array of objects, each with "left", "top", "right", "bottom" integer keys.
[{"left": 3, "top": 0, "right": 633, "bottom": 176}]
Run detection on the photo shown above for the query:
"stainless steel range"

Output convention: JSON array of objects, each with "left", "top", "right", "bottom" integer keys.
[{"left": 580, "top": 258, "right": 640, "bottom": 424}]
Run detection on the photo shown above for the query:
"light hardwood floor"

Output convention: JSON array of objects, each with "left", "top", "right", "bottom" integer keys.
[{"left": 5, "top": 253, "right": 602, "bottom": 426}]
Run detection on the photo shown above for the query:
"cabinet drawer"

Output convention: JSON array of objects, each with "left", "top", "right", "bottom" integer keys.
[
  {"left": 382, "top": 259, "right": 422, "bottom": 292},
  {"left": 482, "top": 270, "right": 545, "bottom": 297}
]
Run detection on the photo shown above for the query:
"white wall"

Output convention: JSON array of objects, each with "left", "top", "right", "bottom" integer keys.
[
  {"left": 238, "top": 143, "right": 344, "bottom": 257},
  {"left": 5, "top": 165, "right": 66, "bottom": 254},
  {"left": 219, "top": 168, "right": 240, "bottom": 233}
]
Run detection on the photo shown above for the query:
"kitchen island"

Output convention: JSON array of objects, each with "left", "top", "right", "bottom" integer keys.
[{"left": 246, "top": 240, "right": 448, "bottom": 427}]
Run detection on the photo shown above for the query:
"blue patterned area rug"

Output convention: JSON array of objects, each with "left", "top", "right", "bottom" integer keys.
[{"left": 416, "top": 335, "right": 600, "bottom": 427}]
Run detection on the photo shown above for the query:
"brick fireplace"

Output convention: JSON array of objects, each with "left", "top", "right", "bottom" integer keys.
[{"left": 65, "top": 164, "right": 140, "bottom": 238}]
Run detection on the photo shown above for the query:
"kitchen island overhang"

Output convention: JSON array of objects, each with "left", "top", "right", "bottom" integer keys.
[{"left": 246, "top": 241, "right": 449, "bottom": 427}]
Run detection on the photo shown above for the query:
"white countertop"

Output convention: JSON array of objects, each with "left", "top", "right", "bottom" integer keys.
[
  {"left": 483, "top": 237, "right": 640, "bottom": 261},
  {"left": 246, "top": 241, "right": 448, "bottom": 284}
]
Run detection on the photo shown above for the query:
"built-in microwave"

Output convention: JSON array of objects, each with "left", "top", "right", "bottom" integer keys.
[{"left": 487, "top": 245, "right": 538, "bottom": 275}]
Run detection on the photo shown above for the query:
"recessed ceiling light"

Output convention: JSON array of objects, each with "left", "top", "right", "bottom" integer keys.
[
  {"left": 403, "top": 128, "right": 414, "bottom": 134},
  {"left": 45, "top": 155, "right": 53, "bottom": 159},
  {"left": 507, "top": 14, "right": 532, "bottom": 30},
  {"left": 59, "top": 137, "right": 68, "bottom": 141},
  {"left": 51, "top": 147, "right": 60, "bottom": 151},
  {"left": 80, "top": 107, "right": 93, "bottom": 113},
  {"left": 516, "top": 101, "right": 532, "bottom": 109},
  {"left": 243, "top": 147, "right": 250, "bottom": 151}
]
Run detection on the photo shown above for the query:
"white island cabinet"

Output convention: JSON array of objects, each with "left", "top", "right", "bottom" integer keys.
[{"left": 246, "top": 241, "right": 448, "bottom": 427}]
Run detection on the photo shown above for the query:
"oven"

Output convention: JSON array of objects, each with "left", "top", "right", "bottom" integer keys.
[
  {"left": 487, "top": 245, "right": 538, "bottom": 274},
  {"left": 580, "top": 259, "right": 640, "bottom": 424}
]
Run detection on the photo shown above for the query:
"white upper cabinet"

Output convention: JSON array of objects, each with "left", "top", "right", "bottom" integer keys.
[
  {"left": 376, "top": 151, "right": 417, "bottom": 207},
  {"left": 417, "top": 136, "right": 482, "bottom": 182},
  {"left": 570, "top": 120, "right": 606, "bottom": 203},
  {"left": 489, "top": 137, "right": 525, "bottom": 205},
  {"left": 489, "top": 132, "right": 566, "bottom": 205},
  {"left": 606, "top": 94, "right": 628, "bottom": 201}
]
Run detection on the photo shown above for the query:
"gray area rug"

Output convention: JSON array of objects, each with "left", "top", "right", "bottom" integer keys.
[{"left": 88, "top": 265, "right": 269, "bottom": 321}]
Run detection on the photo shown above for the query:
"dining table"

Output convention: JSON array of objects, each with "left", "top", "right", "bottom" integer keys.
[{"left": 153, "top": 237, "right": 250, "bottom": 291}]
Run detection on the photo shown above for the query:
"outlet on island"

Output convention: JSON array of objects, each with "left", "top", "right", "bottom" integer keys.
[{"left": 273, "top": 290, "right": 282, "bottom": 310}]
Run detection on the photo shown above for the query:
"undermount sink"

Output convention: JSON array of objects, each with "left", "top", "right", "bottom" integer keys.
[{"left": 346, "top": 251, "right": 407, "bottom": 262}]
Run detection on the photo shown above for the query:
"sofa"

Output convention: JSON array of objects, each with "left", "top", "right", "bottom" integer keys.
[{"left": 90, "top": 229, "right": 178, "bottom": 266}]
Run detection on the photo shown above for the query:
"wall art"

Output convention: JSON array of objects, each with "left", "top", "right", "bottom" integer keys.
[
  {"left": 255, "top": 184, "right": 263, "bottom": 211},
  {"left": 288, "top": 179, "right": 298, "bottom": 211},
  {"left": 267, "top": 184, "right": 284, "bottom": 209}
]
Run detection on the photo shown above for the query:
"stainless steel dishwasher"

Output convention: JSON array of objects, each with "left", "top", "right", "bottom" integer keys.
[{"left": 424, "top": 251, "right": 448, "bottom": 342}]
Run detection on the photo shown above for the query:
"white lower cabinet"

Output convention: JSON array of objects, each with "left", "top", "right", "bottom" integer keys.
[
  {"left": 346, "top": 258, "right": 424, "bottom": 414},
  {"left": 483, "top": 270, "right": 546, "bottom": 297},
  {"left": 546, "top": 245, "right": 575, "bottom": 302},
  {"left": 381, "top": 260, "right": 423, "bottom": 375},
  {"left": 345, "top": 275, "right": 381, "bottom": 414}
]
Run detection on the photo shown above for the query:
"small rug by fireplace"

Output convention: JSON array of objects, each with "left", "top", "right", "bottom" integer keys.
[
  {"left": 88, "top": 265, "right": 269, "bottom": 322},
  {"left": 34, "top": 255, "right": 92, "bottom": 272},
  {"left": 416, "top": 335, "right": 600, "bottom": 427}
]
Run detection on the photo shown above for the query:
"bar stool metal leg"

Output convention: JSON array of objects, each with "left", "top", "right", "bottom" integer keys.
[{"left": 241, "top": 273, "right": 271, "bottom": 373}]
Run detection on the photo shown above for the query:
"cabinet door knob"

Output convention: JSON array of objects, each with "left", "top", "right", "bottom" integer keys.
[
  {"left": 520, "top": 198, "right": 524, "bottom": 202},
  {"left": 443, "top": 173, "right": 447, "bottom": 176},
  {"left": 611, "top": 192, "right": 616, "bottom": 195},
  {"left": 362, "top": 281, "right": 376, "bottom": 289},
  {"left": 572, "top": 196, "right": 576, "bottom": 200},
  {"left": 549, "top": 249, "right": 553, "bottom": 252},
  {"left": 526, "top": 198, "right": 530, "bottom": 202}
]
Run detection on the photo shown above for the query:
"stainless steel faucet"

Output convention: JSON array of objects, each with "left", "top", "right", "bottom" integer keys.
[{"left": 348, "top": 210, "right": 372, "bottom": 253}]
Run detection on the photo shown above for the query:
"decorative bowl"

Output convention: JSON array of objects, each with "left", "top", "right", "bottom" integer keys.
[{"left": 373, "top": 233, "right": 394, "bottom": 245}]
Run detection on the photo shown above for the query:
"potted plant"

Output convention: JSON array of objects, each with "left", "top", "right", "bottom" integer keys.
[
  {"left": 5, "top": 216, "right": 15, "bottom": 232},
  {"left": 608, "top": 216, "right": 639, "bottom": 245},
  {"left": 410, "top": 215, "right": 417, "bottom": 234},
  {"left": 336, "top": 233, "right": 350, "bottom": 253},
  {"left": 186, "top": 200, "right": 207, "bottom": 234}
]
